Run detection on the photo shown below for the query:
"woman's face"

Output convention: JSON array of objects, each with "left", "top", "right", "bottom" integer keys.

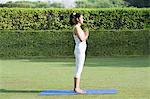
[{"left": 78, "top": 15, "right": 84, "bottom": 24}]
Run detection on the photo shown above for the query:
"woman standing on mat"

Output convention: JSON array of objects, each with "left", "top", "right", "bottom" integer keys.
[{"left": 70, "top": 13, "right": 89, "bottom": 94}]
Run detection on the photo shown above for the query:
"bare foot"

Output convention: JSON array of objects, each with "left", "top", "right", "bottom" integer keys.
[{"left": 74, "top": 88, "right": 86, "bottom": 94}]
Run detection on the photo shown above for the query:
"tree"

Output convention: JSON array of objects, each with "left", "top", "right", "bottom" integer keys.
[
  {"left": 0, "top": 1, "right": 65, "bottom": 8},
  {"left": 75, "top": 1, "right": 94, "bottom": 8},
  {"left": 75, "top": 0, "right": 128, "bottom": 8},
  {"left": 49, "top": 2, "right": 64, "bottom": 8},
  {"left": 124, "top": 0, "right": 150, "bottom": 8}
]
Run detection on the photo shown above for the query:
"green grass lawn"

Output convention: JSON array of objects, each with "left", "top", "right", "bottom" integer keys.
[{"left": 0, "top": 56, "right": 150, "bottom": 99}]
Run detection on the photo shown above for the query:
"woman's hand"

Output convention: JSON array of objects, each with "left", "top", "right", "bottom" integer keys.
[{"left": 83, "top": 28, "right": 89, "bottom": 37}]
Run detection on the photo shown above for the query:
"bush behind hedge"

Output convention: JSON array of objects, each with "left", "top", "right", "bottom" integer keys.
[
  {"left": 0, "top": 8, "right": 150, "bottom": 30},
  {"left": 0, "top": 30, "right": 149, "bottom": 58}
]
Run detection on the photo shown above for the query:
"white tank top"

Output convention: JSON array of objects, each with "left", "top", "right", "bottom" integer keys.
[{"left": 73, "top": 31, "right": 87, "bottom": 52}]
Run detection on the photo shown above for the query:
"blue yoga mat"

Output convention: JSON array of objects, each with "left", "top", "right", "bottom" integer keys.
[{"left": 39, "top": 89, "right": 117, "bottom": 95}]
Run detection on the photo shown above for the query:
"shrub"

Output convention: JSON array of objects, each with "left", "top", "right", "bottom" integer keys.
[
  {"left": 0, "top": 8, "right": 149, "bottom": 30},
  {"left": 0, "top": 30, "right": 149, "bottom": 58}
]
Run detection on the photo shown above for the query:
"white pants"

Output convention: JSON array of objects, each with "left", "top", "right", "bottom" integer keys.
[{"left": 74, "top": 43, "right": 86, "bottom": 78}]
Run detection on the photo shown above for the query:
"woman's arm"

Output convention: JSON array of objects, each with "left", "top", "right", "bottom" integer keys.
[{"left": 74, "top": 26, "right": 89, "bottom": 42}]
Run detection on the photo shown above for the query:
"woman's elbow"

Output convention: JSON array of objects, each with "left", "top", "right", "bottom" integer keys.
[{"left": 80, "top": 38, "right": 85, "bottom": 42}]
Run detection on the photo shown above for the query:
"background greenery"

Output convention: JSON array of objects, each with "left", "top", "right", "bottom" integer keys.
[
  {"left": 75, "top": 0, "right": 150, "bottom": 8},
  {"left": 0, "top": 8, "right": 150, "bottom": 30},
  {"left": 0, "top": 7, "right": 149, "bottom": 57},
  {"left": 0, "top": 30, "right": 149, "bottom": 58},
  {"left": 0, "top": 0, "right": 149, "bottom": 8}
]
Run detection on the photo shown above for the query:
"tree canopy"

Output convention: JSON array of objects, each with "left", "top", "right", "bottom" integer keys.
[{"left": 0, "top": 0, "right": 149, "bottom": 8}]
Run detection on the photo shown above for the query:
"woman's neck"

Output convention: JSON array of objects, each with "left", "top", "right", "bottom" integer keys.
[{"left": 76, "top": 23, "right": 81, "bottom": 27}]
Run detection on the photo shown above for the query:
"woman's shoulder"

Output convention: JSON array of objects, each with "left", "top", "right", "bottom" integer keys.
[
  {"left": 74, "top": 25, "right": 81, "bottom": 28},
  {"left": 74, "top": 25, "right": 83, "bottom": 31},
  {"left": 73, "top": 25, "right": 79, "bottom": 31}
]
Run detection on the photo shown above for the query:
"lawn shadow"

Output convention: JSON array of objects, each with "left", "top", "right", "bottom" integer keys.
[
  {"left": 0, "top": 89, "right": 42, "bottom": 93},
  {"left": 0, "top": 56, "right": 149, "bottom": 67},
  {"left": 26, "top": 56, "right": 150, "bottom": 67}
]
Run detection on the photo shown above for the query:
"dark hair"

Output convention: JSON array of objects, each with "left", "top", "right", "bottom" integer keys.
[{"left": 69, "top": 13, "right": 82, "bottom": 25}]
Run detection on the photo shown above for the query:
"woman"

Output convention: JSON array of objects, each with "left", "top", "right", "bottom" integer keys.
[{"left": 70, "top": 13, "right": 89, "bottom": 94}]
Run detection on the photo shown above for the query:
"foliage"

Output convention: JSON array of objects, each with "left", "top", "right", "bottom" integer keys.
[
  {"left": 75, "top": 0, "right": 128, "bottom": 8},
  {"left": 0, "top": 8, "right": 149, "bottom": 30},
  {"left": 0, "top": 30, "right": 149, "bottom": 57},
  {"left": 124, "top": 0, "right": 150, "bottom": 8},
  {"left": 0, "top": 1, "right": 65, "bottom": 8},
  {"left": 75, "top": 0, "right": 150, "bottom": 8}
]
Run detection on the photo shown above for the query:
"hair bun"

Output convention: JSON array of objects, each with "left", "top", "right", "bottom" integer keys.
[
  {"left": 70, "top": 13, "right": 82, "bottom": 25},
  {"left": 73, "top": 13, "right": 76, "bottom": 15}
]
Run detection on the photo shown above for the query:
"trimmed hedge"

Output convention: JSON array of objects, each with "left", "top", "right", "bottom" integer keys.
[
  {"left": 88, "top": 30, "right": 150, "bottom": 56},
  {"left": 0, "top": 30, "right": 73, "bottom": 57},
  {"left": 0, "top": 30, "right": 149, "bottom": 58},
  {"left": 0, "top": 8, "right": 150, "bottom": 30}
]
